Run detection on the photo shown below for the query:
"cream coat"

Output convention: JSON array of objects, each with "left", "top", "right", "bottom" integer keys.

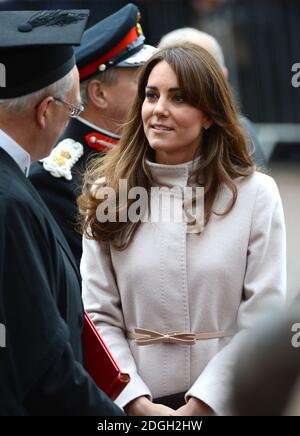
[{"left": 81, "top": 160, "right": 286, "bottom": 415}]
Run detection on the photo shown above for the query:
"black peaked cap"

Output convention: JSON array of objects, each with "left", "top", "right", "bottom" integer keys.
[{"left": 0, "top": 10, "right": 89, "bottom": 99}]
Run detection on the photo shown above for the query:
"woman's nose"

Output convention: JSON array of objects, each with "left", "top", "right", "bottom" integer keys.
[{"left": 153, "top": 97, "right": 169, "bottom": 117}]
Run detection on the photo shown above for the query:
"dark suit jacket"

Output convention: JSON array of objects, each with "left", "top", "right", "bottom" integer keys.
[{"left": 0, "top": 148, "right": 123, "bottom": 416}]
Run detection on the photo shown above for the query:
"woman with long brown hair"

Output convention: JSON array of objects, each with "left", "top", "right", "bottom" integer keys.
[{"left": 79, "top": 44, "right": 286, "bottom": 416}]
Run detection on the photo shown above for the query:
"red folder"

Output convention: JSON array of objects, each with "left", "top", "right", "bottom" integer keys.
[{"left": 83, "top": 311, "right": 130, "bottom": 400}]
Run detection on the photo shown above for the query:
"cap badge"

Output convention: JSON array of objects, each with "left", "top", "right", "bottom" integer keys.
[{"left": 18, "top": 9, "right": 88, "bottom": 33}]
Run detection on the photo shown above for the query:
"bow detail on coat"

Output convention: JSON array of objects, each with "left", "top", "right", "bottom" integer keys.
[
  {"left": 127, "top": 328, "right": 235, "bottom": 346},
  {"left": 127, "top": 328, "right": 197, "bottom": 346}
]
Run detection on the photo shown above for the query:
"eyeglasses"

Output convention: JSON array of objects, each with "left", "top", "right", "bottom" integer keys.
[{"left": 53, "top": 97, "right": 85, "bottom": 118}]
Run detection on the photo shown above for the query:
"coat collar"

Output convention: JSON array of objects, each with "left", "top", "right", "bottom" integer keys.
[
  {"left": 58, "top": 117, "right": 120, "bottom": 153},
  {"left": 77, "top": 117, "right": 120, "bottom": 152},
  {"left": 146, "top": 157, "right": 202, "bottom": 188}
]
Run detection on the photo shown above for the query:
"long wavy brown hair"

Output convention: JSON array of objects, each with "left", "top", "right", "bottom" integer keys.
[{"left": 78, "top": 43, "right": 255, "bottom": 249}]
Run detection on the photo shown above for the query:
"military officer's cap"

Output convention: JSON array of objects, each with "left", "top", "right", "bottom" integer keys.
[
  {"left": 0, "top": 9, "right": 89, "bottom": 99},
  {"left": 76, "top": 3, "right": 156, "bottom": 82}
]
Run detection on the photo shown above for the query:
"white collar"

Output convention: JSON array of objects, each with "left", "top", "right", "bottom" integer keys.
[
  {"left": 146, "top": 156, "right": 202, "bottom": 188},
  {"left": 0, "top": 129, "right": 31, "bottom": 177},
  {"left": 77, "top": 116, "right": 121, "bottom": 140}
]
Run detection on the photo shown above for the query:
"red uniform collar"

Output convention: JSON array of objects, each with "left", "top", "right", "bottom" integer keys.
[
  {"left": 77, "top": 117, "right": 120, "bottom": 152},
  {"left": 85, "top": 131, "right": 119, "bottom": 152}
]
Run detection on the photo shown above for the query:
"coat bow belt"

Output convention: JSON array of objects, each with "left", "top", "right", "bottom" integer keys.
[{"left": 127, "top": 328, "right": 234, "bottom": 346}]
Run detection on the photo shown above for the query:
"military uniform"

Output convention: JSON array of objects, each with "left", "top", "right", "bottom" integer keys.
[{"left": 30, "top": 117, "right": 119, "bottom": 268}]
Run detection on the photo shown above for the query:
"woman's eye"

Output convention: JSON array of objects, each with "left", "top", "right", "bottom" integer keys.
[
  {"left": 145, "top": 92, "right": 157, "bottom": 100},
  {"left": 173, "top": 95, "right": 185, "bottom": 103}
]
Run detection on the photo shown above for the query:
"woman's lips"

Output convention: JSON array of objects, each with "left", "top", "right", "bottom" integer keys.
[{"left": 151, "top": 124, "right": 173, "bottom": 132}]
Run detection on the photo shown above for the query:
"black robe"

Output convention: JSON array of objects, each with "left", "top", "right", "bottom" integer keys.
[
  {"left": 29, "top": 118, "right": 117, "bottom": 268},
  {"left": 0, "top": 148, "right": 123, "bottom": 416}
]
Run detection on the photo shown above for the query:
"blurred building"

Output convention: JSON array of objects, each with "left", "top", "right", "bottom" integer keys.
[
  {"left": 190, "top": 0, "right": 300, "bottom": 160},
  {"left": 1, "top": 0, "right": 300, "bottom": 158}
]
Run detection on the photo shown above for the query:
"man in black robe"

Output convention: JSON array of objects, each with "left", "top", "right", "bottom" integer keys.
[{"left": 0, "top": 10, "right": 124, "bottom": 416}]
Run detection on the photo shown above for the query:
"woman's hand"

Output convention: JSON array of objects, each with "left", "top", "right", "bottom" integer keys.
[
  {"left": 125, "top": 396, "right": 176, "bottom": 416},
  {"left": 175, "top": 397, "right": 214, "bottom": 416}
]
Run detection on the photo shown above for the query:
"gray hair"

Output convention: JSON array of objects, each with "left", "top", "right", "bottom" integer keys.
[
  {"left": 0, "top": 68, "right": 75, "bottom": 114},
  {"left": 80, "top": 68, "right": 119, "bottom": 105},
  {"left": 159, "top": 27, "right": 226, "bottom": 68}
]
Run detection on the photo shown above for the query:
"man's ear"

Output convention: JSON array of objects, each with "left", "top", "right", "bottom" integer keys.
[
  {"left": 36, "top": 96, "right": 54, "bottom": 129},
  {"left": 87, "top": 79, "right": 108, "bottom": 109}
]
